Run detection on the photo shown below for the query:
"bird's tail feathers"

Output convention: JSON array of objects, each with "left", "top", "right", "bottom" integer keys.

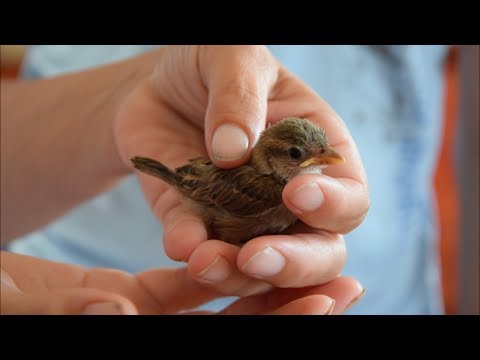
[{"left": 131, "top": 156, "right": 181, "bottom": 186}]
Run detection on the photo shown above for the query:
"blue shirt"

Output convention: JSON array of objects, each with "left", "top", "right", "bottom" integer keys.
[{"left": 11, "top": 45, "right": 448, "bottom": 314}]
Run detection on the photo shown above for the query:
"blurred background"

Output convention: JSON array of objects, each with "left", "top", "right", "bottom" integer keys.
[{"left": 1, "top": 45, "right": 478, "bottom": 315}]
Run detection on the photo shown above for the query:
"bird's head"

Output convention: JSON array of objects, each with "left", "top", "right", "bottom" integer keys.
[{"left": 252, "top": 117, "right": 345, "bottom": 181}]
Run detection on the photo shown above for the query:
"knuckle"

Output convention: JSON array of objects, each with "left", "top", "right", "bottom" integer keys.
[
  {"left": 212, "top": 81, "right": 266, "bottom": 126},
  {"left": 303, "top": 216, "right": 325, "bottom": 230},
  {"left": 293, "top": 235, "right": 346, "bottom": 286},
  {"left": 231, "top": 45, "right": 271, "bottom": 59},
  {"left": 317, "top": 183, "right": 371, "bottom": 234},
  {"left": 220, "top": 81, "right": 263, "bottom": 108},
  {"left": 337, "top": 196, "right": 371, "bottom": 234}
]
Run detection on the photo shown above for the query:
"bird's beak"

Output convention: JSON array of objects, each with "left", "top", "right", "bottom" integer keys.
[{"left": 299, "top": 146, "right": 346, "bottom": 167}]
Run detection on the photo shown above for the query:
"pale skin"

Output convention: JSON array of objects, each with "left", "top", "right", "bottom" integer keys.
[{"left": 1, "top": 46, "right": 369, "bottom": 314}]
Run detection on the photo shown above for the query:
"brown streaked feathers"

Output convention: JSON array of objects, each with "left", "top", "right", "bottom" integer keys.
[{"left": 131, "top": 117, "right": 345, "bottom": 245}]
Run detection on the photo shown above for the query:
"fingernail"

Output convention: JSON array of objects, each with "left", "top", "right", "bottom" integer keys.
[
  {"left": 241, "top": 246, "right": 286, "bottom": 278},
  {"left": 324, "top": 299, "right": 336, "bottom": 315},
  {"left": 212, "top": 124, "right": 249, "bottom": 161},
  {"left": 287, "top": 183, "right": 324, "bottom": 213},
  {"left": 82, "top": 302, "right": 127, "bottom": 315},
  {"left": 196, "top": 255, "right": 231, "bottom": 283},
  {"left": 345, "top": 288, "right": 366, "bottom": 313},
  {"left": 1, "top": 269, "right": 20, "bottom": 291}
]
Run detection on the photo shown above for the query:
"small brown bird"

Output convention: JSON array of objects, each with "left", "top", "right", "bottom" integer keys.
[{"left": 131, "top": 117, "right": 345, "bottom": 245}]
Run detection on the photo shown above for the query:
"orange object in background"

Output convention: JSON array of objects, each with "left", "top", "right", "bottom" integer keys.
[
  {"left": 0, "top": 66, "right": 20, "bottom": 78},
  {"left": 434, "top": 47, "right": 460, "bottom": 314},
  {"left": 0, "top": 45, "right": 24, "bottom": 78},
  {"left": 0, "top": 45, "right": 463, "bottom": 314}
]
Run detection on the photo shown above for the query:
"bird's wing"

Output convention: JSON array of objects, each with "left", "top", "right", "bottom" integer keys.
[{"left": 175, "top": 158, "right": 285, "bottom": 217}]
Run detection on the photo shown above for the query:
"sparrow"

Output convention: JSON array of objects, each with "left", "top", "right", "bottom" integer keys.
[{"left": 131, "top": 117, "right": 345, "bottom": 245}]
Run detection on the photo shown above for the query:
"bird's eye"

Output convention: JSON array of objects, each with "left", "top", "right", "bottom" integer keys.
[{"left": 287, "top": 147, "right": 302, "bottom": 159}]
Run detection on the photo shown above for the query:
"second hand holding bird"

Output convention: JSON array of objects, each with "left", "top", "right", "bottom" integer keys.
[{"left": 132, "top": 117, "right": 345, "bottom": 245}]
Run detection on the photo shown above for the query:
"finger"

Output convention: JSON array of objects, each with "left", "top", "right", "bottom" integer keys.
[
  {"left": 187, "top": 240, "right": 273, "bottom": 297},
  {"left": 269, "top": 295, "right": 335, "bottom": 315},
  {"left": 264, "top": 276, "right": 365, "bottom": 315},
  {"left": 1, "top": 252, "right": 222, "bottom": 315},
  {"left": 135, "top": 267, "right": 224, "bottom": 313},
  {"left": 283, "top": 173, "right": 370, "bottom": 233},
  {"left": 1, "top": 287, "right": 138, "bottom": 315},
  {"left": 200, "top": 46, "right": 280, "bottom": 168},
  {"left": 268, "top": 69, "right": 370, "bottom": 233},
  {"left": 220, "top": 292, "right": 334, "bottom": 315},
  {"left": 76, "top": 265, "right": 224, "bottom": 314},
  {"left": 156, "top": 188, "right": 208, "bottom": 262},
  {"left": 313, "top": 276, "right": 366, "bottom": 315},
  {"left": 182, "top": 310, "right": 215, "bottom": 315},
  {"left": 237, "top": 229, "right": 346, "bottom": 288},
  {"left": 219, "top": 276, "right": 364, "bottom": 315}
]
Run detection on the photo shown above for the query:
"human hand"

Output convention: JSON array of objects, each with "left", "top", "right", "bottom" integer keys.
[
  {"left": 1, "top": 251, "right": 364, "bottom": 315},
  {"left": 115, "top": 45, "right": 369, "bottom": 296}
]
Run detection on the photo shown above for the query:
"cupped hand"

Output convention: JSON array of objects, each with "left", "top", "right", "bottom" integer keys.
[
  {"left": 1, "top": 252, "right": 364, "bottom": 315},
  {"left": 115, "top": 45, "right": 369, "bottom": 296}
]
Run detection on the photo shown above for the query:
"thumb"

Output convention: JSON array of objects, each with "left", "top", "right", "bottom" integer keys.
[
  {"left": 201, "top": 46, "right": 280, "bottom": 168},
  {"left": 1, "top": 286, "right": 138, "bottom": 315}
]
